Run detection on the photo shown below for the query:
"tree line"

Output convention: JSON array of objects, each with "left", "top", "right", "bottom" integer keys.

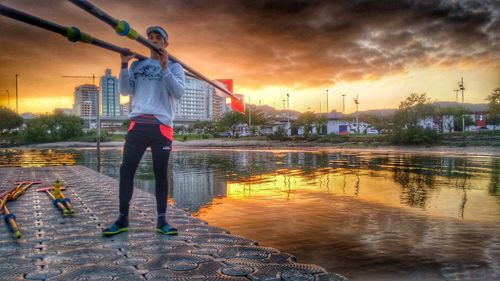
[{"left": 0, "top": 87, "right": 498, "bottom": 145}]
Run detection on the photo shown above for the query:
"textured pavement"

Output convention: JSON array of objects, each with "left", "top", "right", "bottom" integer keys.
[{"left": 0, "top": 166, "right": 348, "bottom": 281}]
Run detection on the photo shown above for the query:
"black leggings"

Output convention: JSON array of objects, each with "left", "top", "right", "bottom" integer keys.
[{"left": 119, "top": 122, "right": 172, "bottom": 216}]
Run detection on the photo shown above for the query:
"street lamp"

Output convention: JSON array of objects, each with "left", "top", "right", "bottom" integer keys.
[
  {"left": 326, "top": 89, "right": 328, "bottom": 114},
  {"left": 15, "top": 74, "right": 19, "bottom": 113},
  {"left": 342, "top": 94, "right": 346, "bottom": 113},
  {"left": 354, "top": 94, "right": 359, "bottom": 134},
  {"left": 459, "top": 77, "right": 465, "bottom": 132},
  {"left": 286, "top": 93, "right": 290, "bottom": 136}
]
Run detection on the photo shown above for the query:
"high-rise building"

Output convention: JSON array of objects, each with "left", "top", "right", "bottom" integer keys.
[
  {"left": 73, "top": 84, "right": 98, "bottom": 117},
  {"left": 212, "top": 80, "right": 230, "bottom": 120},
  {"left": 175, "top": 76, "right": 213, "bottom": 123},
  {"left": 120, "top": 99, "right": 131, "bottom": 116},
  {"left": 100, "top": 69, "right": 120, "bottom": 117},
  {"left": 73, "top": 84, "right": 98, "bottom": 129}
]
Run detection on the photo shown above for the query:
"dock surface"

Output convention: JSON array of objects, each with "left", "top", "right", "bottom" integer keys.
[{"left": 0, "top": 166, "right": 347, "bottom": 281}]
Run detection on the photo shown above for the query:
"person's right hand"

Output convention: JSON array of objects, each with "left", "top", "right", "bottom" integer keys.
[{"left": 121, "top": 49, "right": 136, "bottom": 63}]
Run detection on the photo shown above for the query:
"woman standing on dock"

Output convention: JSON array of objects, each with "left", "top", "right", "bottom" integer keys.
[{"left": 102, "top": 26, "right": 185, "bottom": 236}]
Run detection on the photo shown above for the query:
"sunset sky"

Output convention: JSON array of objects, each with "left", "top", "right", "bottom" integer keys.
[{"left": 0, "top": 0, "right": 499, "bottom": 114}]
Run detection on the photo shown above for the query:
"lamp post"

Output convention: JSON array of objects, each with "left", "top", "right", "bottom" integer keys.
[
  {"left": 248, "top": 96, "right": 251, "bottom": 136},
  {"left": 342, "top": 94, "right": 346, "bottom": 113},
  {"left": 287, "top": 93, "right": 290, "bottom": 136},
  {"left": 354, "top": 94, "right": 359, "bottom": 134},
  {"left": 15, "top": 74, "right": 19, "bottom": 113},
  {"left": 459, "top": 77, "right": 465, "bottom": 132},
  {"left": 326, "top": 89, "right": 329, "bottom": 114}
]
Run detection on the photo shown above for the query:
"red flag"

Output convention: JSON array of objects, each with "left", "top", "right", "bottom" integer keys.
[
  {"left": 231, "top": 95, "right": 245, "bottom": 113},
  {"left": 217, "top": 79, "right": 233, "bottom": 93},
  {"left": 215, "top": 79, "right": 245, "bottom": 113}
]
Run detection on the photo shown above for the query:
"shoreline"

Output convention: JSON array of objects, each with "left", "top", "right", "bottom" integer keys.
[{"left": 10, "top": 139, "right": 500, "bottom": 157}]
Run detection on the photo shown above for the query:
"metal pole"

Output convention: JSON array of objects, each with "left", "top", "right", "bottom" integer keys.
[
  {"left": 355, "top": 94, "right": 359, "bottom": 134},
  {"left": 342, "top": 94, "right": 346, "bottom": 113},
  {"left": 326, "top": 89, "right": 329, "bottom": 114},
  {"left": 287, "top": 93, "right": 290, "bottom": 136},
  {"left": 96, "top": 84, "right": 100, "bottom": 152},
  {"left": 459, "top": 77, "right": 465, "bottom": 132},
  {"left": 6, "top": 90, "right": 10, "bottom": 109},
  {"left": 15, "top": 74, "right": 18, "bottom": 113},
  {"left": 248, "top": 96, "right": 251, "bottom": 135}
]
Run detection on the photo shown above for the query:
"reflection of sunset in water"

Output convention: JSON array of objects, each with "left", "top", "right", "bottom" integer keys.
[
  {"left": 225, "top": 166, "right": 498, "bottom": 223},
  {"left": 0, "top": 149, "right": 77, "bottom": 167},
  {"left": 0, "top": 148, "right": 498, "bottom": 280}
]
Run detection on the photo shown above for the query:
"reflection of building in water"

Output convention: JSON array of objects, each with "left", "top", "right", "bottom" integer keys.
[{"left": 170, "top": 168, "right": 227, "bottom": 212}]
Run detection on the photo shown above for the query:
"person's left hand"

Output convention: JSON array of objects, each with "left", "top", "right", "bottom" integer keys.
[{"left": 158, "top": 48, "right": 168, "bottom": 70}]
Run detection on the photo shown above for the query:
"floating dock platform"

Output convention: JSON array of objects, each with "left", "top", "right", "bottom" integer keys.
[{"left": 0, "top": 166, "right": 347, "bottom": 280}]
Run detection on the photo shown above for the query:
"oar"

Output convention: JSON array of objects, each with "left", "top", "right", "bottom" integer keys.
[
  {"left": 0, "top": 3, "right": 200, "bottom": 80},
  {"left": 68, "top": 0, "right": 245, "bottom": 113},
  {"left": 0, "top": 3, "right": 148, "bottom": 60},
  {"left": 36, "top": 186, "right": 70, "bottom": 216},
  {"left": 0, "top": 182, "right": 28, "bottom": 214},
  {"left": 3, "top": 205, "right": 21, "bottom": 239},
  {"left": 0, "top": 191, "right": 9, "bottom": 215},
  {"left": 10, "top": 180, "right": 42, "bottom": 200}
]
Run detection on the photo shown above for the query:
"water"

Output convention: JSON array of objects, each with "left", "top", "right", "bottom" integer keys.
[{"left": 1, "top": 147, "right": 499, "bottom": 280}]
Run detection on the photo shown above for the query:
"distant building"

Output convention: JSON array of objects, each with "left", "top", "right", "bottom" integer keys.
[
  {"left": 213, "top": 79, "right": 234, "bottom": 119},
  {"left": 20, "top": 112, "right": 37, "bottom": 120},
  {"left": 120, "top": 99, "right": 131, "bottom": 116},
  {"left": 100, "top": 69, "right": 120, "bottom": 117},
  {"left": 212, "top": 93, "right": 227, "bottom": 120},
  {"left": 212, "top": 80, "right": 229, "bottom": 120},
  {"left": 326, "top": 112, "right": 379, "bottom": 135},
  {"left": 54, "top": 108, "right": 74, "bottom": 115},
  {"left": 175, "top": 76, "right": 213, "bottom": 124},
  {"left": 73, "top": 84, "right": 98, "bottom": 129}
]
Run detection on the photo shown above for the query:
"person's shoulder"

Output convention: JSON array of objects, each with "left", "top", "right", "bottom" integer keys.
[
  {"left": 130, "top": 59, "right": 141, "bottom": 69},
  {"left": 169, "top": 61, "right": 184, "bottom": 72}
]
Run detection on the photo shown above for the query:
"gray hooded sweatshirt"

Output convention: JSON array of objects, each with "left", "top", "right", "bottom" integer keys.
[{"left": 119, "top": 58, "right": 185, "bottom": 127}]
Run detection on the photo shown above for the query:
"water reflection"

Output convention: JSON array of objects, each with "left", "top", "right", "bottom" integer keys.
[
  {"left": 0, "top": 149, "right": 498, "bottom": 221},
  {"left": 0, "top": 148, "right": 499, "bottom": 280}
]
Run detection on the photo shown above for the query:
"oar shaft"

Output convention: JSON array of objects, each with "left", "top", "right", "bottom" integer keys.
[
  {"left": 11, "top": 182, "right": 34, "bottom": 200},
  {"left": 0, "top": 3, "right": 146, "bottom": 59},
  {"left": 68, "top": 0, "right": 242, "bottom": 102},
  {"left": 0, "top": 4, "right": 65, "bottom": 34},
  {"left": 91, "top": 39, "right": 147, "bottom": 60},
  {"left": 68, "top": 0, "right": 117, "bottom": 26}
]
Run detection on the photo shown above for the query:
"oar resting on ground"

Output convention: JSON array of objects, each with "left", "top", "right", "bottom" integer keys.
[
  {"left": 36, "top": 186, "right": 72, "bottom": 216},
  {"left": 1, "top": 181, "right": 42, "bottom": 239}
]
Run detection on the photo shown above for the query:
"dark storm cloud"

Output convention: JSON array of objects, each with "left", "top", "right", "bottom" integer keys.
[
  {"left": 0, "top": 0, "right": 498, "bottom": 93},
  {"left": 160, "top": 0, "right": 500, "bottom": 87}
]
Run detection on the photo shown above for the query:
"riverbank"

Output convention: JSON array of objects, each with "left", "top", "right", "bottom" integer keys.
[{"left": 13, "top": 138, "right": 500, "bottom": 157}]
